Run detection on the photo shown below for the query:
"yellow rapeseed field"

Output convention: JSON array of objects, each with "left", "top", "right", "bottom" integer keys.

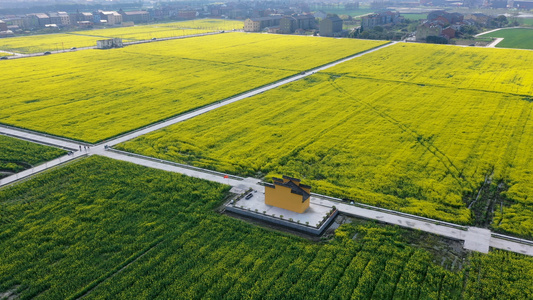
[
  {"left": 118, "top": 44, "right": 533, "bottom": 236},
  {"left": 69, "top": 27, "right": 209, "bottom": 42},
  {"left": 0, "top": 19, "right": 243, "bottom": 53},
  {"left": 0, "top": 33, "right": 106, "bottom": 54},
  {"left": 0, "top": 33, "right": 385, "bottom": 142},
  {"left": 70, "top": 18, "right": 244, "bottom": 41},
  {"left": 330, "top": 43, "right": 533, "bottom": 96}
]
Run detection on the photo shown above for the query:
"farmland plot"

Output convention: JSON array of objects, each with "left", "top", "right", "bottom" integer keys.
[
  {"left": 330, "top": 43, "right": 533, "bottom": 96},
  {"left": 0, "top": 19, "right": 243, "bottom": 54},
  {"left": 70, "top": 27, "right": 211, "bottom": 42},
  {"left": 0, "top": 33, "right": 106, "bottom": 54},
  {"left": 2, "top": 157, "right": 531, "bottom": 298},
  {"left": 0, "top": 156, "right": 230, "bottom": 299},
  {"left": 478, "top": 28, "right": 533, "bottom": 50},
  {"left": 118, "top": 69, "right": 533, "bottom": 235},
  {"left": 69, "top": 19, "right": 243, "bottom": 41},
  {"left": 0, "top": 33, "right": 385, "bottom": 143}
]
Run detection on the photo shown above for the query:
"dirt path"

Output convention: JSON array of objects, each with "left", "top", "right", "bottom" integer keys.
[{"left": 486, "top": 37, "right": 504, "bottom": 48}]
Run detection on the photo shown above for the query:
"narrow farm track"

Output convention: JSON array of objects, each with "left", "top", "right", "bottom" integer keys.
[
  {"left": 2, "top": 41, "right": 533, "bottom": 256},
  {"left": 486, "top": 38, "right": 504, "bottom": 48},
  {"left": 75, "top": 239, "right": 164, "bottom": 300}
]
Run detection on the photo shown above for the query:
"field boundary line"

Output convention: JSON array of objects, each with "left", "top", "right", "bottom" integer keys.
[
  {"left": 0, "top": 153, "right": 88, "bottom": 188},
  {"left": 0, "top": 123, "right": 89, "bottom": 148},
  {"left": 0, "top": 131, "right": 75, "bottom": 150},
  {"left": 310, "top": 192, "right": 469, "bottom": 231},
  {"left": 475, "top": 26, "right": 523, "bottom": 37},
  {"left": 107, "top": 148, "right": 244, "bottom": 180},
  {"left": 71, "top": 238, "right": 164, "bottom": 300},
  {"left": 486, "top": 38, "right": 504, "bottom": 48}
]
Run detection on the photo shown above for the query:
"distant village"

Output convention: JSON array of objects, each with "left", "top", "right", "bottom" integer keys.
[{"left": 0, "top": 0, "right": 528, "bottom": 43}]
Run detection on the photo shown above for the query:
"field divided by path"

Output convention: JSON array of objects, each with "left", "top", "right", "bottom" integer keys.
[
  {"left": 0, "top": 33, "right": 385, "bottom": 143},
  {"left": 69, "top": 19, "right": 244, "bottom": 42},
  {"left": 0, "top": 135, "right": 66, "bottom": 179},
  {"left": 478, "top": 28, "right": 533, "bottom": 50},
  {"left": 0, "top": 19, "right": 244, "bottom": 54},
  {"left": 329, "top": 43, "right": 533, "bottom": 96},
  {"left": 0, "top": 156, "right": 230, "bottom": 299},
  {"left": 1, "top": 156, "right": 532, "bottom": 299},
  {"left": 117, "top": 43, "right": 533, "bottom": 237},
  {"left": 0, "top": 33, "right": 103, "bottom": 54}
]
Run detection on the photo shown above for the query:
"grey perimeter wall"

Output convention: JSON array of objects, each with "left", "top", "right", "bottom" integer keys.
[{"left": 225, "top": 206, "right": 339, "bottom": 235}]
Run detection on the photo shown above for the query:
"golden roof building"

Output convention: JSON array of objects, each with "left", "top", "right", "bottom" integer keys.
[{"left": 265, "top": 175, "right": 311, "bottom": 213}]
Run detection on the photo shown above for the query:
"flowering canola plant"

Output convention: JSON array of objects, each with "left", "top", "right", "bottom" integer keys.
[
  {"left": 0, "top": 19, "right": 244, "bottom": 54},
  {"left": 0, "top": 33, "right": 385, "bottom": 142},
  {"left": 118, "top": 43, "right": 533, "bottom": 235}
]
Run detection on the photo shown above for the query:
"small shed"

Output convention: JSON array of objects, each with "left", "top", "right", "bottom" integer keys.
[{"left": 97, "top": 38, "right": 123, "bottom": 49}]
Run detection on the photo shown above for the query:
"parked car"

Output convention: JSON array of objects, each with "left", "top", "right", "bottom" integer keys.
[{"left": 245, "top": 193, "right": 253, "bottom": 200}]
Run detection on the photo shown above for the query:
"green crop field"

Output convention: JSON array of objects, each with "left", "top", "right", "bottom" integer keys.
[
  {"left": 402, "top": 13, "right": 428, "bottom": 20},
  {"left": 1, "top": 156, "right": 531, "bottom": 299},
  {"left": 0, "top": 19, "right": 243, "bottom": 54},
  {"left": 478, "top": 28, "right": 533, "bottom": 50},
  {"left": 117, "top": 43, "right": 533, "bottom": 237},
  {"left": 0, "top": 33, "right": 385, "bottom": 143},
  {"left": 0, "top": 135, "right": 66, "bottom": 179},
  {"left": 517, "top": 18, "right": 533, "bottom": 26}
]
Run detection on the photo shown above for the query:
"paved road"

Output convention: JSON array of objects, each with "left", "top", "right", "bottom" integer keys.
[
  {"left": 0, "top": 125, "right": 83, "bottom": 150},
  {"left": 98, "top": 149, "right": 263, "bottom": 191},
  {"left": 474, "top": 26, "right": 522, "bottom": 37},
  {"left": 0, "top": 50, "right": 23, "bottom": 57},
  {"left": 475, "top": 28, "right": 504, "bottom": 37},
  {"left": 0, "top": 150, "right": 88, "bottom": 186}
]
